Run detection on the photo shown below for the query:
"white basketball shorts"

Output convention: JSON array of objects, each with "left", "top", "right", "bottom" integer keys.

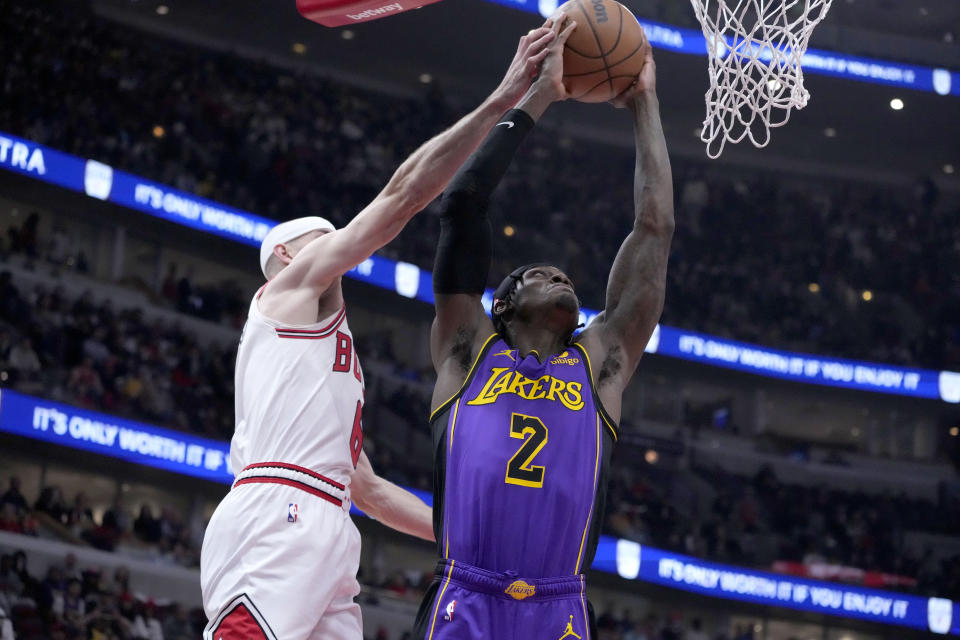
[{"left": 201, "top": 463, "right": 362, "bottom": 640}]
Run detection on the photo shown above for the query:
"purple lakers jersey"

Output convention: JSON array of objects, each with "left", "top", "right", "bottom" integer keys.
[{"left": 430, "top": 335, "right": 618, "bottom": 577}]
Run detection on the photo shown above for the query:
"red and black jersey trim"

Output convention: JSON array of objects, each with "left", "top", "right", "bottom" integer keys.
[
  {"left": 240, "top": 462, "right": 345, "bottom": 491},
  {"left": 203, "top": 593, "right": 277, "bottom": 640},
  {"left": 233, "top": 476, "right": 342, "bottom": 507},
  {"left": 274, "top": 305, "right": 346, "bottom": 340}
]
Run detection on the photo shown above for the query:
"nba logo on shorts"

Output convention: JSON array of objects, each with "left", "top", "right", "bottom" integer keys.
[
  {"left": 443, "top": 600, "right": 456, "bottom": 621},
  {"left": 928, "top": 597, "right": 952, "bottom": 635},
  {"left": 288, "top": 503, "right": 298, "bottom": 523}
]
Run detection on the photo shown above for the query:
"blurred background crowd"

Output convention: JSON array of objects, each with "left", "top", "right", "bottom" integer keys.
[
  {"left": 0, "top": 0, "right": 958, "bottom": 639},
  {"left": 2, "top": 0, "right": 958, "bottom": 371}
]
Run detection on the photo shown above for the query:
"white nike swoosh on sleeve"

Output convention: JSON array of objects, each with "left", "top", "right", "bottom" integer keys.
[{"left": 496, "top": 121, "right": 515, "bottom": 128}]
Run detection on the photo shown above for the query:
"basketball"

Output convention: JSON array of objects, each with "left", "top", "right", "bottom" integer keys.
[{"left": 552, "top": 0, "right": 648, "bottom": 103}]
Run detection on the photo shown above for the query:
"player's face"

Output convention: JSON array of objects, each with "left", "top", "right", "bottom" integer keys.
[{"left": 513, "top": 266, "right": 579, "bottom": 327}]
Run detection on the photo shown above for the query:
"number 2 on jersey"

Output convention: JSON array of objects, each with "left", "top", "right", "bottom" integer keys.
[{"left": 505, "top": 413, "right": 548, "bottom": 488}]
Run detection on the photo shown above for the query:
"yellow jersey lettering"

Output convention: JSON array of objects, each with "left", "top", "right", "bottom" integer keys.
[
  {"left": 468, "top": 367, "right": 512, "bottom": 406},
  {"left": 506, "top": 371, "right": 530, "bottom": 397},
  {"left": 545, "top": 377, "right": 566, "bottom": 401},
  {"left": 529, "top": 376, "right": 547, "bottom": 400},
  {"left": 468, "top": 368, "right": 584, "bottom": 411},
  {"left": 559, "top": 382, "right": 585, "bottom": 411}
]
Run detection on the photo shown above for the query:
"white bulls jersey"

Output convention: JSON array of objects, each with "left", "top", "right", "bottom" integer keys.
[{"left": 231, "top": 290, "right": 365, "bottom": 488}]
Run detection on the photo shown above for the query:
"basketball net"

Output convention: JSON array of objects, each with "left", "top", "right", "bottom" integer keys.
[{"left": 689, "top": 0, "right": 834, "bottom": 158}]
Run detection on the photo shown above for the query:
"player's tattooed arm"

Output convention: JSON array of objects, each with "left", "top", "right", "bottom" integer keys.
[
  {"left": 351, "top": 451, "right": 434, "bottom": 542},
  {"left": 587, "top": 48, "right": 674, "bottom": 386}
]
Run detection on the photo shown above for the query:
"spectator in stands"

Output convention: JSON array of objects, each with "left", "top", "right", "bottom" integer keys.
[
  {"left": 41, "top": 566, "right": 67, "bottom": 617},
  {"left": 133, "top": 505, "right": 161, "bottom": 545},
  {"left": 85, "top": 593, "right": 134, "bottom": 639},
  {"left": 0, "top": 505, "right": 21, "bottom": 534},
  {"left": 61, "top": 577, "right": 85, "bottom": 633},
  {"left": 7, "top": 337, "right": 41, "bottom": 381},
  {"left": 686, "top": 618, "right": 710, "bottom": 640},
  {"left": 0, "top": 478, "right": 28, "bottom": 515},
  {"left": 60, "top": 553, "right": 81, "bottom": 582},
  {"left": 90, "top": 498, "right": 130, "bottom": 551},
  {"left": 64, "top": 492, "right": 96, "bottom": 540},
  {"left": 131, "top": 601, "right": 164, "bottom": 640},
  {"left": 34, "top": 486, "right": 67, "bottom": 524},
  {"left": 0, "top": 555, "right": 23, "bottom": 612},
  {"left": 160, "top": 604, "right": 192, "bottom": 640},
  {"left": 68, "top": 358, "right": 105, "bottom": 408}
]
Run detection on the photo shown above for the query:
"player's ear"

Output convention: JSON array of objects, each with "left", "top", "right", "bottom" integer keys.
[{"left": 273, "top": 243, "right": 292, "bottom": 265}]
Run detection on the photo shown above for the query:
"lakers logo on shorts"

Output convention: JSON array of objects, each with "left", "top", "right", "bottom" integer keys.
[
  {"left": 504, "top": 580, "right": 536, "bottom": 600},
  {"left": 557, "top": 615, "right": 582, "bottom": 639}
]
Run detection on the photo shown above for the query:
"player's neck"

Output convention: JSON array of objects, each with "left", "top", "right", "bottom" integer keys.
[{"left": 508, "top": 325, "right": 569, "bottom": 362}]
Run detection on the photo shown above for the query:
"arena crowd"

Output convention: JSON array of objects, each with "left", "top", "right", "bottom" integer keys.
[{"left": 1, "top": 0, "right": 958, "bottom": 371}]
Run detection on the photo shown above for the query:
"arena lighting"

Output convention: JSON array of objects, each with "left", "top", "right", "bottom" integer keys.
[
  {"left": 340, "top": 29, "right": 355, "bottom": 40},
  {"left": 890, "top": 98, "right": 905, "bottom": 110},
  {"left": 823, "top": 127, "right": 837, "bottom": 138},
  {"left": 2, "top": 129, "right": 960, "bottom": 403},
  {"left": 950, "top": 426, "right": 959, "bottom": 437},
  {"left": 503, "top": 224, "right": 516, "bottom": 237},
  {"left": 945, "top": 164, "right": 955, "bottom": 175},
  {"left": 418, "top": 73, "right": 432, "bottom": 84},
  {"left": 644, "top": 449, "right": 659, "bottom": 464},
  {"left": 291, "top": 42, "right": 307, "bottom": 55},
  {"left": 861, "top": 290, "right": 874, "bottom": 301},
  {"left": 155, "top": 5, "right": 169, "bottom": 15},
  {"left": 151, "top": 125, "right": 165, "bottom": 139},
  {"left": 808, "top": 283, "right": 821, "bottom": 293}
]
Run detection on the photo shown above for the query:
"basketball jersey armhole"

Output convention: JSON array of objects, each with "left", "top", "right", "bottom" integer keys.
[
  {"left": 429, "top": 333, "right": 500, "bottom": 424},
  {"left": 570, "top": 342, "right": 620, "bottom": 442}
]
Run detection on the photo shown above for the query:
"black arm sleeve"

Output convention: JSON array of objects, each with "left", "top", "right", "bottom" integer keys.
[{"left": 433, "top": 109, "right": 536, "bottom": 295}]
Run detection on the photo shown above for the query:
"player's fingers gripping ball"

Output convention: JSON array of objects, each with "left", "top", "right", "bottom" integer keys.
[{"left": 551, "top": 0, "right": 648, "bottom": 103}]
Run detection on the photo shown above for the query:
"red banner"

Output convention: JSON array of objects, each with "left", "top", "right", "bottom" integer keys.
[{"left": 297, "top": 0, "right": 446, "bottom": 27}]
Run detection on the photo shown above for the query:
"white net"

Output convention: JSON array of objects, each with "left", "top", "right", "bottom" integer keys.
[{"left": 690, "top": 0, "right": 834, "bottom": 158}]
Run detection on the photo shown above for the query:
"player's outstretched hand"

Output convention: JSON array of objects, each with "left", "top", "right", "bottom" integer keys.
[
  {"left": 609, "top": 40, "right": 656, "bottom": 108},
  {"left": 531, "top": 15, "right": 577, "bottom": 104},
  {"left": 492, "top": 20, "right": 558, "bottom": 108}
]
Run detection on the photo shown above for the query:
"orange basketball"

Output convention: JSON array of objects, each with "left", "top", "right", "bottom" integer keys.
[{"left": 553, "top": 0, "right": 648, "bottom": 103}]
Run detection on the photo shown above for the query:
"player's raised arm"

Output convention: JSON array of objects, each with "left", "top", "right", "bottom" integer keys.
[
  {"left": 263, "top": 26, "right": 559, "bottom": 302},
  {"left": 430, "top": 18, "right": 576, "bottom": 390},
  {"left": 585, "top": 47, "right": 675, "bottom": 382}
]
